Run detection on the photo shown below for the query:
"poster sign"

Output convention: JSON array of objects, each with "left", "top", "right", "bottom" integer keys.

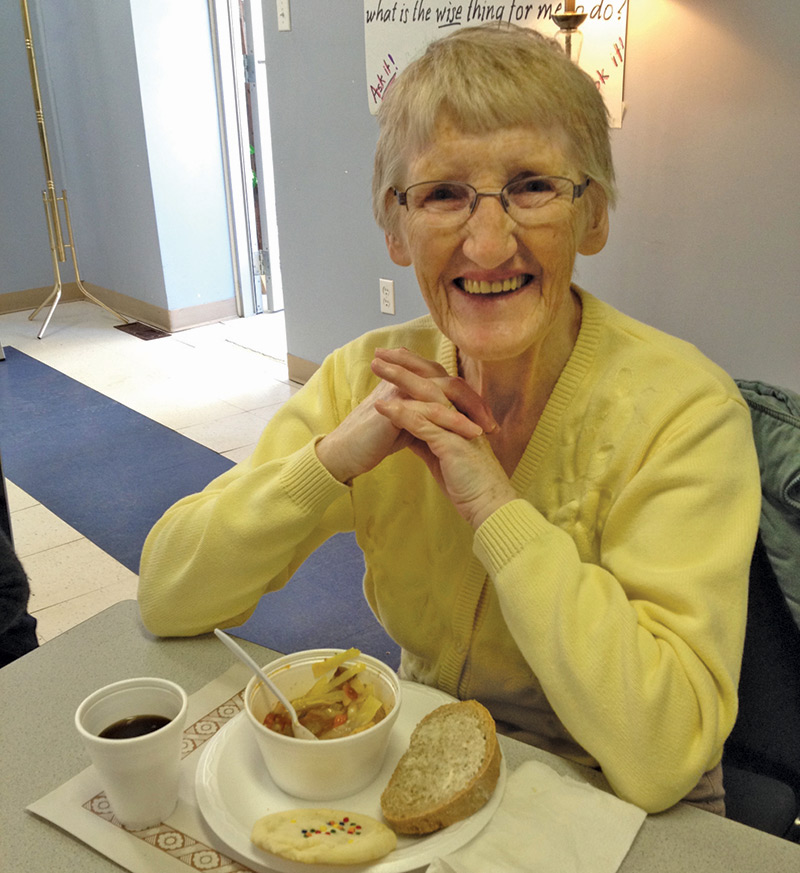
[{"left": 364, "top": 1, "right": 628, "bottom": 127}]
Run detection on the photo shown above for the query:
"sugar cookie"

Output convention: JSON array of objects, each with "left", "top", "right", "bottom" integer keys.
[{"left": 251, "top": 808, "right": 397, "bottom": 865}]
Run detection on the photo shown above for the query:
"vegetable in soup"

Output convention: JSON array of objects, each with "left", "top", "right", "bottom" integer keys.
[{"left": 263, "top": 649, "right": 390, "bottom": 740}]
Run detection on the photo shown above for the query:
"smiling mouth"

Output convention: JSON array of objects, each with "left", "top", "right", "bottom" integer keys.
[{"left": 457, "top": 274, "right": 532, "bottom": 295}]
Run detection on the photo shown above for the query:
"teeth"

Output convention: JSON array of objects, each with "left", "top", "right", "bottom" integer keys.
[{"left": 462, "top": 275, "right": 526, "bottom": 295}]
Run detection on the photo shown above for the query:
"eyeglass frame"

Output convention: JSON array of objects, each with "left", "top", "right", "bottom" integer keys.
[{"left": 392, "top": 175, "right": 591, "bottom": 227}]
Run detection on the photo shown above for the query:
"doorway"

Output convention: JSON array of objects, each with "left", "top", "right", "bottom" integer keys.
[{"left": 209, "top": 0, "right": 284, "bottom": 320}]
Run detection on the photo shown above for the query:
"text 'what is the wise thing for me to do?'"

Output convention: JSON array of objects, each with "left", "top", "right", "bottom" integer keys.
[{"left": 365, "top": 0, "right": 629, "bottom": 27}]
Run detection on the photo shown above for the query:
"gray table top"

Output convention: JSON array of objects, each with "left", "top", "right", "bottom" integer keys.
[{"left": 2, "top": 600, "right": 798, "bottom": 872}]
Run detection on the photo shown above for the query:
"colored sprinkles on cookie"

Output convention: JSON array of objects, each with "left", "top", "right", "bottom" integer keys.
[
  {"left": 251, "top": 808, "right": 396, "bottom": 864},
  {"left": 302, "top": 817, "right": 363, "bottom": 838}
]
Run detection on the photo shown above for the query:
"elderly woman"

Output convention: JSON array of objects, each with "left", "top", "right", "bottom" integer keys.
[{"left": 138, "top": 25, "right": 761, "bottom": 815}]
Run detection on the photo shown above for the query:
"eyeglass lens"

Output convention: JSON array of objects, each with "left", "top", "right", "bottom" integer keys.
[{"left": 401, "top": 177, "right": 581, "bottom": 225}]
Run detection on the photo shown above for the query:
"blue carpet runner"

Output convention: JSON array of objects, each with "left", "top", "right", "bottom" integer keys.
[
  {"left": 234, "top": 531, "right": 401, "bottom": 668},
  {"left": 0, "top": 347, "right": 400, "bottom": 666}
]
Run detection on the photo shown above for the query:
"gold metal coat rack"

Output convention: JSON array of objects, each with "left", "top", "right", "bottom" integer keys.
[{"left": 20, "top": 0, "right": 128, "bottom": 338}]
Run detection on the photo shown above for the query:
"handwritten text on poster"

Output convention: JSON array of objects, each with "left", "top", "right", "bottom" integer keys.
[{"left": 364, "top": 1, "right": 628, "bottom": 127}]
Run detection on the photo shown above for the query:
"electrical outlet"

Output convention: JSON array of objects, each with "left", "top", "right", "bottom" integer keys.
[
  {"left": 276, "top": 0, "right": 291, "bottom": 31},
  {"left": 380, "top": 278, "right": 395, "bottom": 315}
]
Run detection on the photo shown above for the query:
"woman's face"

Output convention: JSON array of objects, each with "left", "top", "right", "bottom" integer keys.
[{"left": 386, "top": 120, "right": 608, "bottom": 366}]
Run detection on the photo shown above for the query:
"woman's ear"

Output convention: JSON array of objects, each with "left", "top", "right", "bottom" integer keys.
[
  {"left": 577, "top": 183, "right": 609, "bottom": 256},
  {"left": 383, "top": 185, "right": 413, "bottom": 266},
  {"left": 385, "top": 229, "right": 412, "bottom": 266}
]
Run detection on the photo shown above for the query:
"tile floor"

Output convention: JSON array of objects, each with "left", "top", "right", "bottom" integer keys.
[{"left": 0, "top": 299, "right": 295, "bottom": 644}]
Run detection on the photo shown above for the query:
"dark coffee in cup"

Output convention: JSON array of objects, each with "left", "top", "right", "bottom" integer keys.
[{"left": 99, "top": 714, "right": 171, "bottom": 739}]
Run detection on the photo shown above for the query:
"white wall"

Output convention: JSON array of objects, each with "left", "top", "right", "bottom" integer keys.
[{"left": 129, "top": 0, "right": 234, "bottom": 311}]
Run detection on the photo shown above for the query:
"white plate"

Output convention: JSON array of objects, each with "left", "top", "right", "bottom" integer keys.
[{"left": 196, "top": 681, "right": 507, "bottom": 873}]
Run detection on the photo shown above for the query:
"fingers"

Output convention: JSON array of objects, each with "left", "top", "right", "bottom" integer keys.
[
  {"left": 444, "top": 379, "right": 499, "bottom": 434},
  {"left": 374, "top": 346, "right": 447, "bottom": 379},
  {"left": 372, "top": 347, "right": 499, "bottom": 435},
  {"left": 374, "top": 396, "right": 483, "bottom": 440},
  {"left": 376, "top": 397, "right": 517, "bottom": 529}
]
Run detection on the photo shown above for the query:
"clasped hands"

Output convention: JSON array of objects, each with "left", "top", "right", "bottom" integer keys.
[{"left": 316, "top": 347, "right": 517, "bottom": 529}]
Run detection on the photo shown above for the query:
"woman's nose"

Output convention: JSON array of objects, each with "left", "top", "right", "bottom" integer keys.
[{"left": 461, "top": 195, "right": 518, "bottom": 267}]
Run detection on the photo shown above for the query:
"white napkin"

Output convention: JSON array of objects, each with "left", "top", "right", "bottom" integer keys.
[{"left": 428, "top": 760, "right": 646, "bottom": 873}]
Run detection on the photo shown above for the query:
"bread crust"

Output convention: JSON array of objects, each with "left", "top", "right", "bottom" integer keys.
[{"left": 380, "top": 699, "right": 501, "bottom": 835}]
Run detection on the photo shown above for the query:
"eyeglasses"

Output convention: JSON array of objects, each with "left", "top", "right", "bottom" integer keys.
[{"left": 393, "top": 175, "right": 590, "bottom": 227}]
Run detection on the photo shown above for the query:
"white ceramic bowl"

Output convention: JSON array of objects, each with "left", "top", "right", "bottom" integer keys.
[{"left": 244, "top": 648, "right": 401, "bottom": 800}]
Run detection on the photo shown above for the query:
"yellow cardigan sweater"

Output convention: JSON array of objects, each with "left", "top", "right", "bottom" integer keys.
[{"left": 138, "top": 289, "right": 761, "bottom": 813}]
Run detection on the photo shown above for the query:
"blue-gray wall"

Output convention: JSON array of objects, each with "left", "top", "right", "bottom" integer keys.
[
  {"left": 260, "top": 1, "right": 798, "bottom": 384},
  {"left": 0, "top": 0, "right": 55, "bottom": 293},
  {"left": 2, "top": 1, "right": 798, "bottom": 386},
  {"left": 575, "top": 2, "right": 799, "bottom": 384},
  {"left": 262, "top": 1, "right": 423, "bottom": 363},
  {"left": 0, "top": 0, "right": 232, "bottom": 313}
]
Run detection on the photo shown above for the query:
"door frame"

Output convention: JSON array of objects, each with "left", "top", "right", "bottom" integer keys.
[{"left": 207, "top": 0, "right": 284, "bottom": 315}]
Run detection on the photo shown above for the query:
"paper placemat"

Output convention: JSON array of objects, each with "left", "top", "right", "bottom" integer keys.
[
  {"left": 28, "top": 666, "right": 645, "bottom": 873},
  {"left": 28, "top": 663, "right": 262, "bottom": 873}
]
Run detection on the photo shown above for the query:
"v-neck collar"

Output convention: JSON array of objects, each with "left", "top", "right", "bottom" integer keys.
[{"left": 438, "top": 287, "right": 604, "bottom": 490}]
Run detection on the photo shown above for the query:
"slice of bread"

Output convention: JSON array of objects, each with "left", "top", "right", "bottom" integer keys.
[{"left": 380, "top": 699, "right": 501, "bottom": 835}]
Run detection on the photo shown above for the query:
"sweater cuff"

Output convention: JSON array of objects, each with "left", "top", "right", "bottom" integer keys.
[
  {"left": 473, "top": 498, "right": 550, "bottom": 574},
  {"left": 280, "top": 437, "right": 351, "bottom": 514}
]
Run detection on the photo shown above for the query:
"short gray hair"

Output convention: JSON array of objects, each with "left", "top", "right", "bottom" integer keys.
[{"left": 373, "top": 23, "right": 616, "bottom": 233}]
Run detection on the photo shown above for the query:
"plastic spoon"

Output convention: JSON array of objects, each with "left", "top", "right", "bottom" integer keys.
[{"left": 213, "top": 628, "right": 318, "bottom": 740}]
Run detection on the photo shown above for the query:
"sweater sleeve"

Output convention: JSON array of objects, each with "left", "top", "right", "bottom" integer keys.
[
  {"left": 0, "top": 529, "right": 39, "bottom": 667},
  {"left": 473, "top": 393, "right": 761, "bottom": 813},
  {"left": 138, "top": 359, "right": 355, "bottom": 638}
]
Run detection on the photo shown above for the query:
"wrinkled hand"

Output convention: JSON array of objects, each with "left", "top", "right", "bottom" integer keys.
[{"left": 317, "top": 347, "right": 516, "bottom": 528}]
